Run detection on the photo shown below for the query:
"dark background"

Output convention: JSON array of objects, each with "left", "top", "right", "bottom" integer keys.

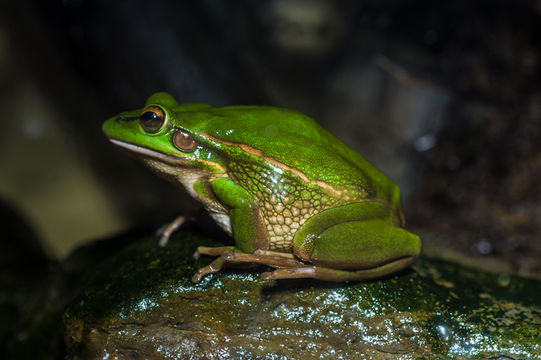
[{"left": 1, "top": 0, "right": 540, "bottom": 279}]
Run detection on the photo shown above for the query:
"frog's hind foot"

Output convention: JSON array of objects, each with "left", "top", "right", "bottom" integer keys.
[
  {"left": 193, "top": 246, "right": 236, "bottom": 259},
  {"left": 221, "top": 251, "right": 310, "bottom": 269},
  {"left": 261, "top": 256, "right": 418, "bottom": 282},
  {"left": 192, "top": 256, "right": 227, "bottom": 283},
  {"left": 253, "top": 249, "right": 296, "bottom": 259},
  {"left": 191, "top": 249, "right": 311, "bottom": 283}
]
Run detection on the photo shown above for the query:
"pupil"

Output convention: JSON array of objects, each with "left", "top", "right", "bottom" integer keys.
[
  {"left": 141, "top": 111, "right": 159, "bottom": 125},
  {"left": 140, "top": 111, "right": 163, "bottom": 132}
]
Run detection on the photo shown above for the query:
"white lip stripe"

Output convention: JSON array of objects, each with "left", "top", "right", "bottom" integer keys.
[{"left": 108, "top": 139, "right": 182, "bottom": 162}]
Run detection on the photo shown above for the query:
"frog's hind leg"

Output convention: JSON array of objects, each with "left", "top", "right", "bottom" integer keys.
[
  {"left": 221, "top": 251, "right": 310, "bottom": 268},
  {"left": 289, "top": 202, "right": 421, "bottom": 282},
  {"left": 260, "top": 256, "right": 417, "bottom": 282}
]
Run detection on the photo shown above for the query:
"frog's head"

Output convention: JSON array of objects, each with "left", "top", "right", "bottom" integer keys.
[{"left": 103, "top": 92, "right": 227, "bottom": 178}]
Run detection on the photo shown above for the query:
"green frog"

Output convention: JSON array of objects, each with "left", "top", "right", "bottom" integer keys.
[{"left": 103, "top": 92, "right": 421, "bottom": 283}]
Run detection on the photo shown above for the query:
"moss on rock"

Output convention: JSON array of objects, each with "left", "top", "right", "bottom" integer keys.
[{"left": 64, "top": 229, "right": 541, "bottom": 359}]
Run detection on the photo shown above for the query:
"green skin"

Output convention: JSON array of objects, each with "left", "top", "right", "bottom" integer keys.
[{"left": 103, "top": 92, "right": 421, "bottom": 282}]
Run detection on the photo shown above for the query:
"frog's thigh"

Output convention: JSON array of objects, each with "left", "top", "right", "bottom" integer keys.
[
  {"left": 293, "top": 202, "right": 421, "bottom": 270},
  {"left": 211, "top": 177, "right": 268, "bottom": 253}
]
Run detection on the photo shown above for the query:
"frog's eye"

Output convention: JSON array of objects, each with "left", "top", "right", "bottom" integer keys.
[
  {"left": 140, "top": 106, "right": 167, "bottom": 134},
  {"left": 173, "top": 130, "right": 196, "bottom": 152}
]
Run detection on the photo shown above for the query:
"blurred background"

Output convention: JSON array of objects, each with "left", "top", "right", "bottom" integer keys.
[{"left": 1, "top": 0, "right": 540, "bottom": 279}]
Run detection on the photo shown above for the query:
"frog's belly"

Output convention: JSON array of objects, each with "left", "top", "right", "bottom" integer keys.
[
  {"left": 266, "top": 222, "right": 295, "bottom": 252},
  {"left": 209, "top": 206, "right": 315, "bottom": 253},
  {"left": 206, "top": 191, "right": 327, "bottom": 253},
  {"left": 263, "top": 206, "right": 322, "bottom": 252}
]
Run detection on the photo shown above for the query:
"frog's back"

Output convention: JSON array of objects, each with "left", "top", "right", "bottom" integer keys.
[{"left": 178, "top": 105, "right": 401, "bottom": 210}]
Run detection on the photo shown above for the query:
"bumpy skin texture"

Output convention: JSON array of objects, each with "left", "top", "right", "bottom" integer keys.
[{"left": 103, "top": 92, "right": 421, "bottom": 282}]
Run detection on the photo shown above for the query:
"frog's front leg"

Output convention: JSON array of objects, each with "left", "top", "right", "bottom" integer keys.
[
  {"left": 157, "top": 215, "right": 188, "bottom": 246},
  {"left": 210, "top": 177, "right": 269, "bottom": 253},
  {"left": 268, "top": 202, "right": 421, "bottom": 282},
  {"left": 190, "top": 177, "right": 269, "bottom": 282}
]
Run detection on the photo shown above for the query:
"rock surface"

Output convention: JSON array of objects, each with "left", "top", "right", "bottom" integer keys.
[{"left": 64, "top": 229, "right": 541, "bottom": 359}]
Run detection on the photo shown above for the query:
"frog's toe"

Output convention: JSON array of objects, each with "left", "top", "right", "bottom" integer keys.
[
  {"left": 261, "top": 267, "right": 318, "bottom": 280},
  {"left": 191, "top": 271, "right": 204, "bottom": 283},
  {"left": 191, "top": 257, "right": 227, "bottom": 283}
]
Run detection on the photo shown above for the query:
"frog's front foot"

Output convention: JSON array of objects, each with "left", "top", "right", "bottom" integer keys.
[{"left": 157, "top": 215, "right": 188, "bottom": 246}]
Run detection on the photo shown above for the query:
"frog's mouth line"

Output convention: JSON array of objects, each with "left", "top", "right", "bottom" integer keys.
[
  {"left": 109, "top": 138, "right": 226, "bottom": 172},
  {"left": 108, "top": 139, "right": 184, "bottom": 163}
]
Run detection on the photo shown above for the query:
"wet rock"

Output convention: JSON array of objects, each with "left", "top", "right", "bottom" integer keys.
[{"left": 64, "top": 229, "right": 541, "bottom": 359}]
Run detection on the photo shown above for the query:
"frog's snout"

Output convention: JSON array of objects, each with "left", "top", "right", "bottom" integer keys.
[{"left": 117, "top": 114, "right": 139, "bottom": 122}]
